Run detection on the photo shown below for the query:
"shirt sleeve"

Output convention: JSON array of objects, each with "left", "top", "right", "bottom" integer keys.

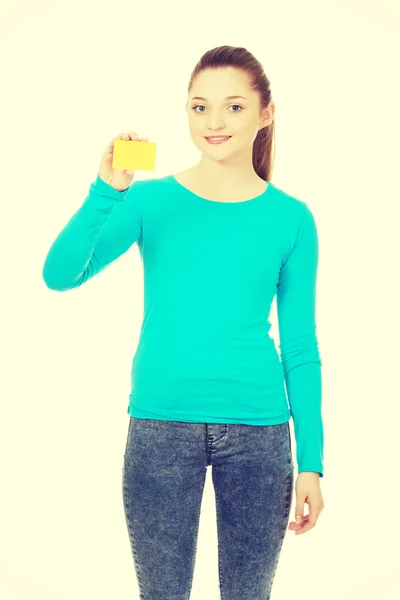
[
  {"left": 42, "top": 175, "right": 143, "bottom": 291},
  {"left": 276, "top": 202, "right": 324, "bottom": 477}
]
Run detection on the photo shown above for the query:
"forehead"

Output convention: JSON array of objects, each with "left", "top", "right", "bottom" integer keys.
[{"left": 190, "top": 68, "right": 252, "bottom": 101}]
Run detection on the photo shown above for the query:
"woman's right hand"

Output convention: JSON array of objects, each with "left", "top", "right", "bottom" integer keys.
[{"left": 98, "top": 131, "right": 149, "bottom": 191}]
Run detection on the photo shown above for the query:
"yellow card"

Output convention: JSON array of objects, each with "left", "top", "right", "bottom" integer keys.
[{"left": 112, "top": 139, "right": 157, "bottom": 171}]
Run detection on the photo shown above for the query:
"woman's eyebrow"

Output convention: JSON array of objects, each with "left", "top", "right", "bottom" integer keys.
[{"left": 191, "top": 95, "right": 247, "bottom": 101}]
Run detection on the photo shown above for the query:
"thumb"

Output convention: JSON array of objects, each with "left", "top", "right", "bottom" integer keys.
[{"left": 295, "top": 504, "right": 304, "bottom": 522}]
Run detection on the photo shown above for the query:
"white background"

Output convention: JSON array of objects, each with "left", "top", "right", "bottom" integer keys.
[{"left": 1, "top": 0, "right": 399, "bottom": 598}]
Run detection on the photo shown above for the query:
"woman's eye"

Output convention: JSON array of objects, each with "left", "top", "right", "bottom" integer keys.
[{"left": 192, "top": 105, "right": 243, "bottom": 113}]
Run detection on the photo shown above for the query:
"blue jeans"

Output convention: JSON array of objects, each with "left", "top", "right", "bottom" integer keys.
[{"left": 122, "top": 417, "right": 294, "bottom": 600}]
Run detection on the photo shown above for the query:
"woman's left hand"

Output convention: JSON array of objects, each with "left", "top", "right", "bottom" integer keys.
[{"left": 288, "top": 472, "right": 325, "bottom": 536}]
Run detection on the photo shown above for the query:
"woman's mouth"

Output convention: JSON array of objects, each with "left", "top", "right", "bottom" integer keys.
[{"left": 205, "top": 136, "right": 232, "bottom": 145}]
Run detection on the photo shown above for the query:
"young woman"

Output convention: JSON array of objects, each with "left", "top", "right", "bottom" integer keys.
[{"left": 43, "top": 45, "right": 325, "bottom": 600}]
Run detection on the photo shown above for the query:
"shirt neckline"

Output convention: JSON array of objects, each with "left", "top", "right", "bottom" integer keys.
[{"left": 168, "top": 174, "right": 274, "bottom": 205}]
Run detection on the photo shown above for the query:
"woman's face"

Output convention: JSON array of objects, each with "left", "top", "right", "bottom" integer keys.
[{"left": 186, "top": 67, "right": 273, "bottom": 159}]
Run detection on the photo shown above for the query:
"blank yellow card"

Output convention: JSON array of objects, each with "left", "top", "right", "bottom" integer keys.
[{"left": 112, "top": 139, "right": 157, "bottom": 171}]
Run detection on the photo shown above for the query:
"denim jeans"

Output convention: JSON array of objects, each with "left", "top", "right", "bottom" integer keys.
[{"left": 122, "top": 417, "right": 294, "bottom": 600}]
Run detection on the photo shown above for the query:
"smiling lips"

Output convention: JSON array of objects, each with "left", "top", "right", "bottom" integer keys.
[{"left": 205, "top": 136, "right": 232, "bottom": 144}]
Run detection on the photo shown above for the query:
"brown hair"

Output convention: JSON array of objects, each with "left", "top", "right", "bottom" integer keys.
[{"left": 187, "top": 45, "right": 275, "bottom": 182}]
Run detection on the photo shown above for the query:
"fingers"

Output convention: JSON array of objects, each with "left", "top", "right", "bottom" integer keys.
[
  {"left": 288, "top": 515, "right": 309, "bottom": 532},
  {"left": 106, "top": 132, "right": 148, "bottom": 156},
  {"left": 293, "top": 506, "right": 322, "bottom": 535},
  {"left": 107, "top": 132, "right": 132, "bottom": 147},
  {"left": 127, "top": 132, "right": 149, "bottom": 142},
  {"left": 295, "top": 517, "right": 314, "bottom": 535}
]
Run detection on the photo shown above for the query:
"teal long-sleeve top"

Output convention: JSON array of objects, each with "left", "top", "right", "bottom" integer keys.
[{"left": 42, "top": 173, "right": 324, "bottom": 477}]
